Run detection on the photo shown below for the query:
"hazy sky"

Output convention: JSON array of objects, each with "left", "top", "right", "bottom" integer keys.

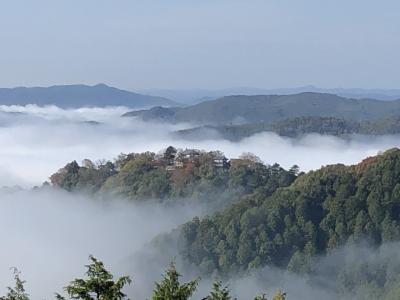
[{"left": 0, "top": 0, "right": 399, "bottom": 90}]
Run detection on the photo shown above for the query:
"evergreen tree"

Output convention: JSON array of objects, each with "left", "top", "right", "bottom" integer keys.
[
  {"left": 55, "top": 255, "right": 131, "bottom": 300},
  {"left": 203, "top": 281, "right": 234, "bottom": 300},
  {"left": 151, "top": 262, "right": 199, "bottom": 300},
  {"left": 0, "top": 268, "right": 29, "bottom": 300}
]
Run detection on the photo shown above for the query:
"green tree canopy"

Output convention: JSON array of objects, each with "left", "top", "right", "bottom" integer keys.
[
  {"left": 55, "top": 255, "right": 131, "bottom": 300},
  {"left": 151, "top": 262, "right": 199, "bottom": 300},
  {"left": 203, "top": 281, "right": 234, "bottom": 300},
  {"left": 0, "top": 268, "right": 29, "bottom": 300}
]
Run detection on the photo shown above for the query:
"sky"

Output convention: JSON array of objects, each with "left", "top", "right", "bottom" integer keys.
[{"left": 0, "top": 0, "right": 399, "bottom": 90}]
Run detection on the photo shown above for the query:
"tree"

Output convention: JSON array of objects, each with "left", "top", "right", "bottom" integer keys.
[
  {"left": 152, "top": 262, "right": 199, "bottom": 300},
  {"left": 253, "top": 294, "right": 267, "bottom": 300},
  {"left": 289, "top": 165, "right": 300, "bottom": 176},
  {"left": 164, "top": 146, "right": 178, "bottom": 163},
  {"left": 272, "top": 290, "right": 286, "bottom": 300},
  {"left": 238, "top": 153, "right": 263, "bottom": 164},
  {"left": 203, "top": 281, "right": 235, "bottom": 300},
  {"left": 50, "top": 161, "right": 80, "bottom": 191},
  {"left": 82, "top": 159, "right": 95, "bottom": 169},
  {"left": 0, "top": 268, "right": 29, "bottom": 300},
  {"left": 55, "top": 255, "right": 131, "bottom": 300}
]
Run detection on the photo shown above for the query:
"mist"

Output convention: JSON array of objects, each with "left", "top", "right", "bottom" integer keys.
[
  {"left": 0, "top": 187, "right": 207, "bottom": 299},
  {"left": 0, "top": 105, "right": 399, "bottom": 187},
  {"left": 214, "top": 241, "right": 400, "bottom": 300}
]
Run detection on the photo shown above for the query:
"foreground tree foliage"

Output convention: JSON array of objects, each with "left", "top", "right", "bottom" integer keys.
[
  {"left": 203, "top": 281, "right": 234, "bottom": 300},
  {"left": 151, "top": 262, "right": 199, "bottom": 300},
  {"left": 1, "top": 260, "right": 287, "bottom": 300},
  {"left": 55, "top": 255, "right": 131, "bottom": 300},
  {"left": 0, "top": 268, "right": 29, "bottom": 300}
]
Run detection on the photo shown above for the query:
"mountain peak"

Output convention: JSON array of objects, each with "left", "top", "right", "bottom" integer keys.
[
  {"left": 0, "top": 84, "right": 177, "bottom": 108},
  {"left": 93, "top": 83, "right": 109, "bottom": 88}
]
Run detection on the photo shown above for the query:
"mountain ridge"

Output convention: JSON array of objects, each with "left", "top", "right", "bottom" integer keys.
[
  {"left": 139, "top": 86, "right": 400, "bottom": 104},
  {"left": 0, "top": 83, "right": 177, "bottom": 108},
  {"left": 174, "top": 116, "right": 400, "bottom": 141},
  {"left": 123, "top": 92, "right": 400, "bottom": 125}
]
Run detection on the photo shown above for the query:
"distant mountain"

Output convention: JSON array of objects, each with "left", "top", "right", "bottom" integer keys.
[
  {"left": 123, "top": 92, "right": 400, "bottom": 125},
  {"left": 139, "top": 86, "right": 400, "bottom": 104},
  {"left": 0, "top": 84, "right": 177, "bottom": 108}
]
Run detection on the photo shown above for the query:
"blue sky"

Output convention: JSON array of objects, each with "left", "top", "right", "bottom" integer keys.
[{"left": 0, "top": 0, "right": 399, "bottom": 90}]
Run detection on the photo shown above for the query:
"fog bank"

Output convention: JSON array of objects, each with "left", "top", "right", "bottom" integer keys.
[{"left": 0, "top": 188, "right": 204, "bottom": 299}]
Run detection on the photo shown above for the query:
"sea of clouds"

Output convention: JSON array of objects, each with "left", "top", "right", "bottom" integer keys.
[{"left": 0, "top": 104, "right": 399, "bottom": 187}]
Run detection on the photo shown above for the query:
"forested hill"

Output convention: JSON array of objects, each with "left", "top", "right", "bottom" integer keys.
[
  {"left": 0, "top": 84, "right": 176, "bottom": 108},
  {"left": 177, "top": 148, "right": 400, "bottom": 277},
  {"left": 122, "top": 92, "right": 400, "bottom": 125},
  {"left": 49, "top": 147, "right": 298, "bottom": 208},
  {"left": 175, "top": 116, "right": 400, "bottom": 141}
]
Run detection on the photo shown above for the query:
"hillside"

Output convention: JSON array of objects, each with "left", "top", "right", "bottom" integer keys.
[
  {"left": 0, "top": 84, "right": 177, "bottom": 108},
  {"left": 175, "top": 116, "right": 400, "bottom": 141},
  {"left": 177, "top": 148, "right": 400, "bottom": 277},
  {"left": 123, "top": 92, "right": 400, "bottom": 125}
]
